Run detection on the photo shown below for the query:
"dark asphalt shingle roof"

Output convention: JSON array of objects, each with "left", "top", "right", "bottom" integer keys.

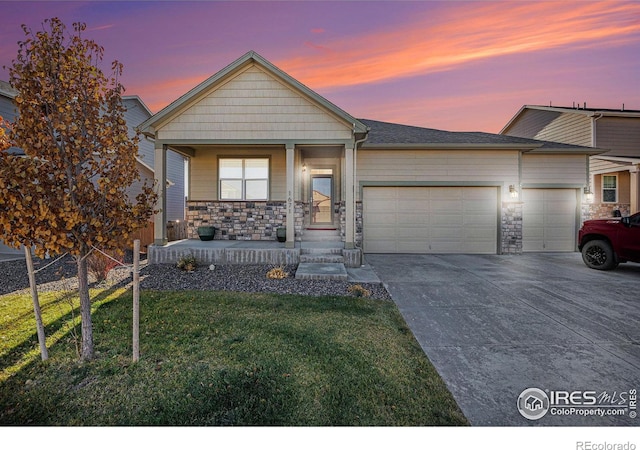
[{"left": 359, "top": 118, "right": 594, "bottom": 150}]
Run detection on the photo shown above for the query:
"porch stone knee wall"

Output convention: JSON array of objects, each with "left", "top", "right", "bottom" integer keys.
[
  {"left": 339, "top": 201, "right": 363, "bottom": 247},
  {"left": 187, "top": 201, "right": 304, "bottom": 241},
  {"left": 501, "top": 202, "right": 522, "bottom": 254},
  {"left": 588, "top": 202, "right": 630, "bottom": 220}
]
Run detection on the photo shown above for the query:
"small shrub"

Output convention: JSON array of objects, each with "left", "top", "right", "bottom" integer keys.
[
  {"left": 87, "top": 250, "right": 122, "bottom": 283},
  {"left": 348, "top": 284, "right": 371, "bottom": 298},
  {"left": 177, "top": 255, "right": 197, "bottom": 272},
  {"left": 266, "top": 266, "right": 288, "bottom": 279}
]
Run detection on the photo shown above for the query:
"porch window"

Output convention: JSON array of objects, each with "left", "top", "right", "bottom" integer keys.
[
  {"left": 219, "top": 158, "right": 269, "bottom": 200},
  {"left": 602, "top": 175, "right": 617, "bottom": 203}
]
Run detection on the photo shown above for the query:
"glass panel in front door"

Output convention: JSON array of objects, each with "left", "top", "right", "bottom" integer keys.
[{"left": 311, "top": 176, "right": 332, "bottom": 224}]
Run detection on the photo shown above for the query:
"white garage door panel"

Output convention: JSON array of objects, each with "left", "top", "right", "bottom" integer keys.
[
  {"left": 363, "top": 187, "right": 498, "bottom": 254},
  {"left": 522, "top": 189, "right": 576, "bottom": 252}
]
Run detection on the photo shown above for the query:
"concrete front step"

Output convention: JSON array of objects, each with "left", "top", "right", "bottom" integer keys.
[
  {"left": 300, "top": 254, "right": 345, "bottom": 263},
  {"left": 302, "top": 229, "right": 341, "bottom": 242},
  {"left": 295, "top": 262, "right": 348, "bottom": 281},
  {"left": 300, "top": 246, "right": 344, "bottom": 255}
]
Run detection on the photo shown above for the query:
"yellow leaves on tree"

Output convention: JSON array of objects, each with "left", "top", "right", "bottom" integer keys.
[{"left": 0, "top": 18, "right": 158, "bottom": 360}]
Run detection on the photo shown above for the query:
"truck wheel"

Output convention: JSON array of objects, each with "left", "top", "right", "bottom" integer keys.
[{"left": 581, "top": 240, "right": 618, "bottom": 270}]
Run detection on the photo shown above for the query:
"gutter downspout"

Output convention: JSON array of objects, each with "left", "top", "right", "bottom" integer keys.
[
  {"left": 352, "top": 125, "right": 369, "bottom": 251},
  {"left": 589, "top": 112, "right": 604, "bottom": 207}
]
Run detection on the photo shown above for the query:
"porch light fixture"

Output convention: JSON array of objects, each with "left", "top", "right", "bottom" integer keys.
[
  {"left": 509, "top": 185, "right": 519, "bottom": 199},
  {"left": 302, "top": 163, "right": 307, "bottom": 173},
  {"left": 583, "top": 186, "right": 594, "bottom": 202}
]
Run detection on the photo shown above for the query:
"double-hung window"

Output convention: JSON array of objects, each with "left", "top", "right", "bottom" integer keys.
[
  {"left": 602, "top": 175, "right": 617, "bottom": 203},
  {"left": 219, "top": 158, "right": 269, "bottom": 200}
]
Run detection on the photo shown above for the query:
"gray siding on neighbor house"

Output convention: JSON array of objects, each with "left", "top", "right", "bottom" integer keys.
[
  {"left": 505, "top": 109, "right": 592, "bottom": 147},
  {"left": 595, "top": 117, "right": 640, "bottom": 157},
  {"left": 124, "top": 98, "right": 186, "bottom": 221},
  {"left": 0, "top": 95, "right": 17, "bottom": 122},
  {"left": 0, "top": 95, "right": 22, "bottom": 254}
]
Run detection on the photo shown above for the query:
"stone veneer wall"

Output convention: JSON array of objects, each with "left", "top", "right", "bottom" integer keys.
[
  {"left": 501, "top": 201, "right": 523, "bottom": 254},
  {"left": 588, "top": 203, "right": 630, "bottom": 220},
  {"left": 186, "top": 201, "right": 304, "bottom": 241}
]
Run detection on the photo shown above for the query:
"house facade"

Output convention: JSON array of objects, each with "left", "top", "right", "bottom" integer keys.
[
  {"left": 501, "top": 105, "right": 640, "bottom": 218},
  {"left": 140, "top": 51, "right": 601, "bottom": 257}
]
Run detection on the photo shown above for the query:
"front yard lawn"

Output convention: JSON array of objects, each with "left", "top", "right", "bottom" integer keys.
[{"left": 0, "top": 287, "right": 467, "bottom": 426}]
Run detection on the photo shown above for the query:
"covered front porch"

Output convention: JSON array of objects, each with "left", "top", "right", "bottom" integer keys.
[
  {"left": 138, "top": 52, "right": 368, "bottom": 253},
  {"left": 147, "top": 238, "right": 366, "bottom": 272}
]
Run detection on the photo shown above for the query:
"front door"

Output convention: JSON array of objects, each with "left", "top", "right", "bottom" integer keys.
[{"left": 311, "top": 172, "right": 333, "bottom": 225}]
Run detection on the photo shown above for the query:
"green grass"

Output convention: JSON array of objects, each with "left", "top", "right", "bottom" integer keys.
[{"left": 0, "top": 287, "right": 468, "bottom": 426}]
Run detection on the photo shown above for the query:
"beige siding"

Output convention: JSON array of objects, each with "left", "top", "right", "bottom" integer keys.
[
  {"left": 596, "top": 117, "right": 640, "bottom": 157},
  {"left": 505, "top": 109, "right": 561, "bottom": 138},
  {"left": 534, "top": 113, "right": 592, "bottom": 147},
  {"left": 590, "top": 157, "right": 628, "bottom": 174},
  {"left": 357, "top": 149, "right": 518, "bottom": 195},
  {"left": 156, "top": 65, "right": 352, "bottom": 141},
  {"left": 521, "top": 154, "right": 586, "bottom": 185},
  {"left": 190, "top": 148, "right": 286, "bottom": 201}
]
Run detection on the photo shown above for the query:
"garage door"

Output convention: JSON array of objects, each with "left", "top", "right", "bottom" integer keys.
[
  {"left": 363, "top": 187, "right": 498, "bottom": 254},
  {"left": 522, "top": 189, "right": 577, "bottom": 252}
]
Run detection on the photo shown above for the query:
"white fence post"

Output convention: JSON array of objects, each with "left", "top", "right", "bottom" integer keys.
[{"left": 132, "top": 239, "right": 140, "bottom": 362}]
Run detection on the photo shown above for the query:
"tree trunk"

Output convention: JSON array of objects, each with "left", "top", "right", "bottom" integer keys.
[{"left": 77, "top": 254, "right": 94, "bottom": 360}]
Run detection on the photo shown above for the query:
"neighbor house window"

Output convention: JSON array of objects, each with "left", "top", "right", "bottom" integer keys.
[
  {"left": 602, "top": 175, "right": 617, "bottom": 203},
  {"left": 219, "top": 158, "right": 269, "bottom": 200}
]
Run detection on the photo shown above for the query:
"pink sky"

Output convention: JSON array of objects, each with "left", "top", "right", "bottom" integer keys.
[{"left": 1, "top": 1, "right": 639, "bottom": 133}]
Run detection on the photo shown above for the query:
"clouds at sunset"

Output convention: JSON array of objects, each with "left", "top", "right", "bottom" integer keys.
[
  {"left": 277, "top": 2, "right": 640, "bottom": 91},
  {"left": 0, "top": 1, "right": 638, "bottom": 132}
]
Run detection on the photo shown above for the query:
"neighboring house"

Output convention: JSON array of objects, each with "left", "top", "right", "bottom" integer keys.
[
  {"left": 0, "top": 81, "right": 185, "bottom": 252},
  {"left": 501, "top": 105, "right": 640, "bottom": 218},
  {"left": 122, "top": 96, "right": 187, "bottom": 222},
  {"left": 139, "top": 51, "right": 601, "bottom": 256}
]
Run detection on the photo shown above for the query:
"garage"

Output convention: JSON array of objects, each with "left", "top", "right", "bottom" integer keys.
[
  {"left": 363, "top": 186, "right": 498, "bottom": 254},
  {"left": 522, "top": 188, "right": 577, "bottom": 252}
]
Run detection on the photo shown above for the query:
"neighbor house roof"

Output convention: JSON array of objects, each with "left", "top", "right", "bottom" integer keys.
[
  {"left": 138, "top": 50, "right": 369, "bottom": 137},
  {"left": 501, "top": 104, "right": 640, "bottom": 135},
  {"left": 359, "top": 118, "right": 604, "bottom": 154}
]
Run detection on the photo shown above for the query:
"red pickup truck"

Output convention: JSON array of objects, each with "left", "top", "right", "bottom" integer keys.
[{"left": 578, "top": 212, "right": 640, "bottom": 270}]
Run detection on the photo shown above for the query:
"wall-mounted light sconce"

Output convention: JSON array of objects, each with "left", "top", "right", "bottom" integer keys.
[
  {"left": 583, "top": 186, "right": 593, "bottom": 202},
  {"left": 509, "top": 184, "right": 519, "bottom": 199},
  {"left": 302, "top": 163, "right": 307, "bottom": 173}
]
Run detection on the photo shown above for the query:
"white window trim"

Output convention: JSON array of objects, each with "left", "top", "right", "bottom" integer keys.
[
  {"left": 602, "top": 174, "right": 618, "bottom": 203},
  {"left": 219, "top": 158, "right": 269, "bottom": 201}
]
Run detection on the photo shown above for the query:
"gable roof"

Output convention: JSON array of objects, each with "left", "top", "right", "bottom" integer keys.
[
  {"left": 360, "top": 118, "right": 603, "bottom": 154},
  {"left": 501, "top": 105, "right": 640, "bottom": 135},
  {"left": 139, "top": 51, "right": 369, "bottom": 137}
]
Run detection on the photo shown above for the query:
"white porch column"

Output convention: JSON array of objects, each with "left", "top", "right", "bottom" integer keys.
[
  {"left": 344, "top": 144, "right": 355, "bottom": 249},
  {"left": 154, "top": 143, "right": 168, "bottom": 246},
  {"left": 285, "top": 144, "right": 295, "bottom": 248},
  {"left": 630, "top": 166, "right": 639, "bottom": 214}
]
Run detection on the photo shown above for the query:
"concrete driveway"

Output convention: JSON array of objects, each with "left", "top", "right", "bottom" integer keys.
[{"left": 366, "top": 253, "right": 640, "bottom": 426}]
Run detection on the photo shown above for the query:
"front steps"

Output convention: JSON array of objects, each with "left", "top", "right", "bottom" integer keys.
[{"left": 295, "top": 229, "right": 348, "bottom": 280}]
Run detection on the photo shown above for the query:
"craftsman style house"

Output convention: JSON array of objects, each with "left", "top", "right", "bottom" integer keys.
[{"left": 139, "top": 51, "right": 601, "bottom": 259}]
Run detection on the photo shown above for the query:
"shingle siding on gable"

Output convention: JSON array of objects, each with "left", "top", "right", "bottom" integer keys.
[
  {"left": 156, "top": 65, "right": 352, "bottom": 141},
  {"left": 596, "top": 117, "right": 640, "bottom": 157}
]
